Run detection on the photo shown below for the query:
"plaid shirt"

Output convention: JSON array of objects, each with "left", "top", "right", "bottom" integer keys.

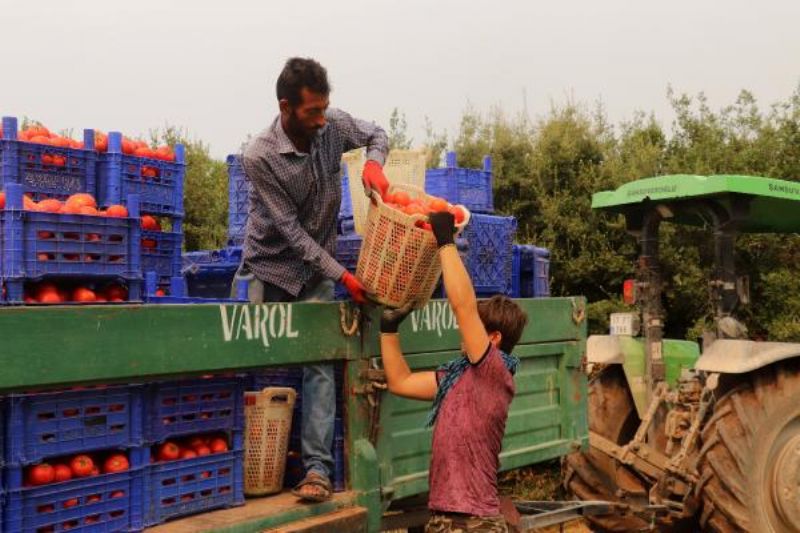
[{"left": 241, "top": 108, "right": 388, "bottom": 296}]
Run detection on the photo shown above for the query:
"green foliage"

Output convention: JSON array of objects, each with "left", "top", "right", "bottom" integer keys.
[
  {"left": 448, "top": 86, "right": 800, "bottom": 341},
  {"left": 388, "top": 108, "right": 412, "bottom": 150},
  {"left": 151, "top": 126, "right": 228, "bottom": 251}
]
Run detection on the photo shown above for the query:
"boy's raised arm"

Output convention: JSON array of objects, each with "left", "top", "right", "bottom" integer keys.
[
  {"left": 429, "top": 212, "right": 491, "bottom": 363},
  {"left": 379, "top": 305, "right": 438, "bottom": 401}
]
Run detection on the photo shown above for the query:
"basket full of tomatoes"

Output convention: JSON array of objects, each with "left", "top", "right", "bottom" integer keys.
[{"left": 356, "top": 183, "right": 470, "bottom": 309}]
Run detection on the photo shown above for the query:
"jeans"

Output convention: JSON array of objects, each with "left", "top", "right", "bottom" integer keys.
[{"left": 233, "top": 265, "right": 336, "bottom": 480}]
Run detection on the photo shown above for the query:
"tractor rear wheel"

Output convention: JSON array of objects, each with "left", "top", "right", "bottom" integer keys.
[
  {"left": 695, "top": 360, "right": 800, "bottom": 533},
  {"left": 563, "top": 366, "right": 652, "bottom": 531}
]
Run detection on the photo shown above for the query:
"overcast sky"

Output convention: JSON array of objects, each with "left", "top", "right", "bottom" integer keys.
[{"left": 2, "top": 0, "right": 799, "bottom": 159}]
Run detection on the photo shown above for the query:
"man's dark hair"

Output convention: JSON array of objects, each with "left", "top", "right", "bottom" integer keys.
[
  {"left": 276, "top": 57, "right": 330, "bottom": 106},
  {"left": 478, "top": 295, "right": 529, "bottom": 354}
]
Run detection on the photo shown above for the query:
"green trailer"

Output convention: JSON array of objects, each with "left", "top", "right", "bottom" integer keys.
[{"left": 0, "top": 296, "right": 588, "bottom": 532}]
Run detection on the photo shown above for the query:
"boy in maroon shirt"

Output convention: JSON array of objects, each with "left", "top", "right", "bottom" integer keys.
[{"left": 379, "top": 212, "right": 529, "bottom": 532}]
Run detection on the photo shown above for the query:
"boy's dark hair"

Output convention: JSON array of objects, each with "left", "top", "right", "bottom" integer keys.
[
  {"left": 478, "top": 295, "right": 529, "bottom": 354},
  {"left": 276, "top": 57, "right": 330, "bottom": 106}
]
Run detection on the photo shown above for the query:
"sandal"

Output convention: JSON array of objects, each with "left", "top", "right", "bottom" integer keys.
[{"left": 291, "top": 472, "right": 333, "bottom": 502}]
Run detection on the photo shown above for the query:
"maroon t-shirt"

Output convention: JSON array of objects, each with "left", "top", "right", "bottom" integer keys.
[{"left": 428, "top": 344, "right": 515, "bottom": 516}]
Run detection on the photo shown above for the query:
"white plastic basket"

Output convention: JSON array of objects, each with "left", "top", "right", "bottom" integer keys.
[
  {"left": 344, "top": 149, "right": 427, "bottom": 235},
  {"left": 243, "top": 387, "right": 296, "bottom": 496},
  {"left": 356, "top": 183, "right": 470, "bottom": 309}
]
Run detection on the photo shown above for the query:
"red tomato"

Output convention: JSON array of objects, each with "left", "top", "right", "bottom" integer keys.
[
  {"left": 393, "top": 191, "right": 410, "bottom": 207},
  {"left": 50, "top": 136, "right": 70, "bottom": 148},
  {"left": 158, "top": 441, "right": 181, "bottom": 462},
  {"left": 209, "top": 437, "right": 228, "bottom": 454},
  {"left": 63, "top": 498, "right": 79, "bottom": 508},
  {"left": 54, "top": 464, "right": 73, "bottom": 482},
  {"left": 52, "top": 155, "right": 66, "bottom": 167},
  {"left": 79, "top": 205, "right": 98, "bottom": 216},
  {"left": 194, "top": 445, "right": 211, "bottom": 456},
  {"left": 134, "top": 147, "right": 153, "bottom": 159},
  {"left": 28, "top": 463, "right": 56, "bottom": 486},
  {"left": 451, "top": 206, "right": 466, "bottom": 225},
  {"left": 65, "top": 193, "right": 97, "bottom": 209},
  {"left": 39, "top": 291, "right": 62, "bottom": 304},
  {"left": 31, "top": 135, "right": 51, "bottom": 145},
  {"left": 105, "top": 205, "right": 128, "bottom": 218},
  {"left": 140, "top": 215, "right": 161, "bottom": 231},
  {"left": 110, "top": 490, "right": 125, "bottom": 499},
  {"left": 94, "top": 131, "right": 108, "bottom": 152},
  {"left": 72, "top": 287, "right": 96, "bottom": 303},
  {"left": 180, "top": 448, "right": 197, "bottom": 460},
  {"left": 41, "top": 154, "right": 54, "bottom": 166},
  {"left": 121, "top": 138, "right": 135, "bottom": 155},
  {"left": 428, "top": 197, "right": 449, "bottom": 213},
  {"left": 105, "top": 284, "right": 128, "bottom": 301},
  {"left": 103, "top": 454, "right": 129, "bottom": 473},
  {"left": 37, "top": 199, "right": 62, "bottom": 213},
  {"left": 0, "top": 191, "right": 4, "bottom": 209},
  {"left": 70, "top": 455, "right": 95, "bottom": 478}
]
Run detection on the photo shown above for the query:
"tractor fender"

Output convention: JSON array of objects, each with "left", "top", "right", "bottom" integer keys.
[
  {"left": 695, "top": 339, "right": 800, "bottom": 373},
  {"left": 586, "top": 335, "right": 632, "bottom": 364}
]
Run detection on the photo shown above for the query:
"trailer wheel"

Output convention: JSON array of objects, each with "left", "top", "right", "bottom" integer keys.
[
  {"left": 695, "top": 360, "right": 800, "bottom": 533},
  {"left": 563, "top": 366, "right": 652, "bottom": 532}
]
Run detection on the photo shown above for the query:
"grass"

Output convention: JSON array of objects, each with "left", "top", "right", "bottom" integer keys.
[{"left": 498, "top": 459, "right": 564, "bottom": 501}]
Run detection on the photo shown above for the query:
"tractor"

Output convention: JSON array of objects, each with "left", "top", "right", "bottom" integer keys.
[{"left": 564, "top": 174, "right": 800, "bottom": 532}]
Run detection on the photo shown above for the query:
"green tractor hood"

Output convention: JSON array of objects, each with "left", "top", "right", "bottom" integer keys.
[{"left": 592, "top": 174, "right": 800, "bottom": 233}]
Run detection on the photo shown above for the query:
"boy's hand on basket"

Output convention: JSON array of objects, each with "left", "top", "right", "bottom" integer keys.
[
  {"left": 341, "top": 271, "right": 367, "bottom": 304},
  {"left": 361, "top": 160, "right": 390, "bottom": 200},
  {"left": 380, "top": 303, "right": 415, "bottom": 333},
  {"left": 429, "top": 211, "right": 456, "bottom": 248}
]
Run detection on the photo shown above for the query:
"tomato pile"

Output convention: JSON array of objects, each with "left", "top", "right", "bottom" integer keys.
[
  {"left": 26, "top": 451, "right": 130, "bottom": 487},
  {"left": 25, "top": 281, "right": 129, "bottom": 304},
  {"left": 0, "top": 191, "right": 127, "bottom": 217},
  {"left": 381, "top": 189, "right": 467, "bottom": 231},
  {"left": 0, "top": 125, "right": 176, "bottom": 164},
  {"left": 152, "top": 433, "right": 230, "bottom": 463}
]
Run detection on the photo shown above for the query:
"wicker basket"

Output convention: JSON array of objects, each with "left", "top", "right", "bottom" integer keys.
[
  {"left": 344, "top": 149, "right": 427, "bottom": 235},
  {"left": 356, "top": 183, "right": 470, "bottom": 308},
  {"left": 243, "top": 387, "right": 296, "bottom": 496}
]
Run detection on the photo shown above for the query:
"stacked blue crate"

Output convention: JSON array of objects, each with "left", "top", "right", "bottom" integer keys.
[
  {"left": 1, "top": 183, "right": 143, "bottom": 303},
  {"left": 97, "top": 132, "right": 185, "bottom": 289},
  {"left": 142, "top": 375, "right": 246, "bottom": 526},
  {"left": 143, "top": 271, "right": 247, "bottom": 303},
  {"left": 460, "top": 214, "right": 517, "bottom": 297},
  {"left": 510, "top": 244, "right": 551, "bottom": 298},
  {"left": 227, "top": 155, "right": 248, "bottom": 246},
  {"left": 425, "top": 151, "right": 493, "bottom": 214},
  {"left": 3, "top": 385, "right": 147, "bottom": 532},
  {"left": 334, "top": 233, "right": 362, "bottom": 300},
  {"left": 1, "top": 116, "right": 96, "bottom": 201}
]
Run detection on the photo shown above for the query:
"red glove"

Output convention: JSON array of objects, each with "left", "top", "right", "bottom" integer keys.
[
  {"left": 361, "top": 160, "right": 390, "bottom": 199},
  {"left": 341, "top": 271, "right": 367, "bottom": 304}
]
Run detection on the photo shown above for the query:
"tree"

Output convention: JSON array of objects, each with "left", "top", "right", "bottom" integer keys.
[{"left": 388, "top": 108, "right": 412, "bottom": 150}]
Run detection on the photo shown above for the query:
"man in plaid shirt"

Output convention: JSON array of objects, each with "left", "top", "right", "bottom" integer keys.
[{"left": 237, "top": 57, "right": 389, "bottom": 502}]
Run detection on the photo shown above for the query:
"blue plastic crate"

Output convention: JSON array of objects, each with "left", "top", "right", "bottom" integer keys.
[
  {"left": 333, "top": 417, "right": 345, "bottom": 491},
  {"left": 98, "top": 132, "right": 185, "bottom": 217},
  {"left": 143, "top": 272, "right": 247, "bottom": 304},
  {"left": 425, "top": 151, "right": 493, "bottom": 213},
  {"left": 334, "top": 234, "right": 362, "bottom": 300},
  {"left": 141, "top": 219, "right": 182, "bottom": 282},
  {"left": 460, "top": 214, "right": 516, "bottom": 295},
  {"left": 520, "top": 246, "right": 550, "bottom": 297},
  {"left": 227, "top": 155, "right": 248, "bottom": 244},
  {"left": 5, "top": 385, "right": 143, "bottom": 466},
  {"left": 4, "top": 461, "right": 146, "bottom": 533},
  {"left": 339, "top": 166, "right": 354, "bottom": 221},
  {"left": 510, "top": 245, "right": 522, "bottom": 298},
  {"left": 1, "top": 116, "right": 97, "bottom": 201},
  {"left": 144, "top": 433, "right": 244, "bottom": 526},
  {"left": 144, "top": 376, "right": 245, "bottom": 442},
  {"left": 0, "top": 183, "right": 142, "bottom": 303},
  {"left": 182, "top": 246, "right": 241, "bottom": 299}
]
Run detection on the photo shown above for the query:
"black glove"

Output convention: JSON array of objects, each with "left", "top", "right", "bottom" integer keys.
[
  {"left": 380, "top": 303, "right": 414, "bottom": 333},
  {"left": 428, "top": 211, "right": 456, "bottom": 248}
]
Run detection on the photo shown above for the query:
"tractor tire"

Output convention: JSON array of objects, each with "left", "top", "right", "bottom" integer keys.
[
  {"left": 695, "top": 360, "right": 800, "bottom": 533},
  {"left": 563, "top": 366, "right": 652, "bottom": 532}
]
